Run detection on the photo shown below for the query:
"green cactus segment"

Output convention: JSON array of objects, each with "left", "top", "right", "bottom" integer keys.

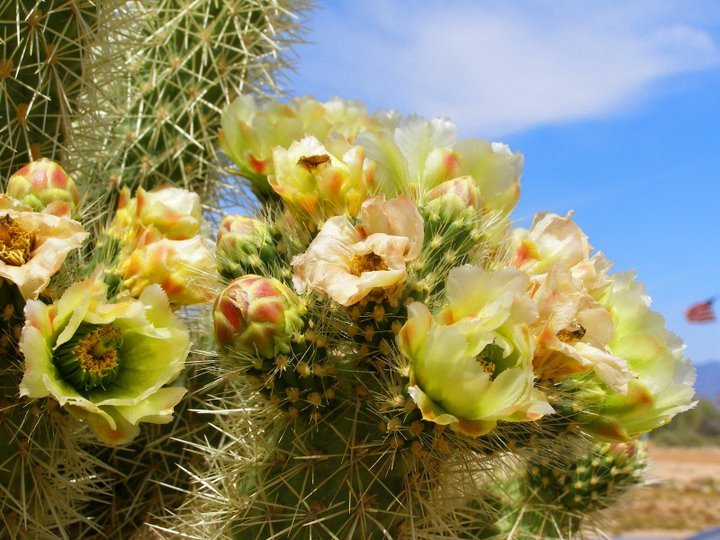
[
  {"left": 216, "top": 214, "right": 281, "bottom": 280},
  {"left": 0, "top": 370, "right": 111, "bottom": 540},
  {"left": 0, "top": 278, "right": 25, "bottom": 360},
  {"left": 78, "top": 0, "right": 310, "bottom": 201},
  {"left": 0, "top": 1, "right": 120, "bottom": 180},
  {"left": 514, "top": 441, "right": 646, "bottom": 538},
  {"left": 227, "top": 348, "right": 454, "bottom": 539}
]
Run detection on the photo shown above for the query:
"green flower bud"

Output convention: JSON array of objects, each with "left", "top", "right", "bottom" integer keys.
[
  {"left": 216, "top": 215, "right": 277, "bottom": 279},
  {"left": 424, "top": 176, "right": 483, "bottom": 221}
]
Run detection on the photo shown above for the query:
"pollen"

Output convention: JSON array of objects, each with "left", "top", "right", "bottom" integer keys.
[
  {"left": 74, "top": 325, "right": 123, "bottom": 376},
  {"left": 53, "top": 323, "right": 123, "bottom": 392},
  {"left": 0, "top": 215, "right": 33, "bottom": 266},
  {"left": 348, "top": 252, "right": 388, "bottom": 276}
]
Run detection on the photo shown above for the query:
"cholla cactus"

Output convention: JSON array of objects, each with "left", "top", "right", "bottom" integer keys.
[
  {"left": 0, "top": 1, "right": 127, "bottom": 180},
  {"left": 164, "top": 96, "right": 695, "bottom": 539},
  {"left": 510, "top": 442, "right": 647, "bottom": 538},
  {"left": 0, "top": 2, "right": 696, "bottom": 537},
  {"left": 0, "top": 1, "right": 308, "bottom": 535}
]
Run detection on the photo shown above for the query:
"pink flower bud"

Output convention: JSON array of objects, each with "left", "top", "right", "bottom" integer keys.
[
  {"left": 6, "top": 159, "right": 80, "bottom": 218},
  {"left": 213, "top": 275, "right": 305, "bottom": 359}
]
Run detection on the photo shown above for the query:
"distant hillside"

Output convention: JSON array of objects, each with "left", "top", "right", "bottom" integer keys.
[{"left": 696, "top": 361, "right": 720, "bottom": 404}]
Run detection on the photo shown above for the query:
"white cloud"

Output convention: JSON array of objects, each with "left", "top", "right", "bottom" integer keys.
[{"left": 291, "top": 0, "right": 719, "bottom": 136}]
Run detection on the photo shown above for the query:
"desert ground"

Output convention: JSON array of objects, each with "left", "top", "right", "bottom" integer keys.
[{"left": 602, "top": 445, "right": 720, "bottom": 538}]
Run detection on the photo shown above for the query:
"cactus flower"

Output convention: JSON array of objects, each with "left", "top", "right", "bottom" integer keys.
[
  {"left": 512, "top": 212, "right": 611, "bottom": 295},
  {"left": 5, "top": 158, "right": 80, "bottom": 218},
  {"left": 358, "top": 116, "right": 523, "bottom": 213},
  {"left": 513, "top": 212, "right": 632, "bottom": 391},
  {"left": 0, "top": 195, "right": 87, "bottom": 300},
  {"left": 270, "top": 136, "right": 372, "bottom": 218},
  {"left": 213, "top": 275, "right": 305, "bottom": 359},
  {"left": 568, "top": 272, "right": 696, "bottom": 441},
  {"left": 220, "top": 95, "right": 397, "bottom": 198},
  {"left": 398, "top": 265, "right": 553, "bottom": 436},
  {"left": 18, "top": 273, "right": 190, "bottom": 445},
  {"left": 292, "top": 196, "right": 423, "bottom": 306},
  {"left": 109, "top": 185, "right": 202, "bottom": 244},
  {"left": 531, "top": 265, "right": 634, "bottom": 393},
  {"left": 119, "top": 235, "right": 217, "bottom": 307}
]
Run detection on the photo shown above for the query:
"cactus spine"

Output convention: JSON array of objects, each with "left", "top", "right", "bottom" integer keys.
[{"left": 0, "top": 1, "right": 309, "bottom": 537}]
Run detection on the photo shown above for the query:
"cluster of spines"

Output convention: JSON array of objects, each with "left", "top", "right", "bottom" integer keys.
[
  {"left": 502, "top": 441, "right": 647, "bottom": 538},
  {"left": 0, "top": 1, "right": 127, "bottom": 181},
  {"left": 0, "top": 1, "right": 311, "bottom": 538},
  {"left": 74, "top": 0, "right": 312, "bottom": 205}
]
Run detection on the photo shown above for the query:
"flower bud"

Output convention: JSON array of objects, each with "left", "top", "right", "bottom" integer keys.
[
  {"left": 216, "top": 215, "right": 277, "bottom": 278},
  {"left": 213, "top": 275, "right": 305, "bottom": 359},
  {"left": 135, "top": 186, "right": 201, "bottom": 240},
  {"left": 120, "top": 236, "right": 217, "bottom": 307},
  {"left": 6, "top": 158, "right": 80, "bottom": 218},
  {"left": 425, "top": 176, "right": 483, "bottom": 220}
]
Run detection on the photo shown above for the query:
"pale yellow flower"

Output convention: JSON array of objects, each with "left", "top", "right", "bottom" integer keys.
[
  {"left": 109, "top": 186, "right": 201, "bottom": 244},
  {"left": 531, "top": 264, "right": 633, "bottom": 393},
  {"left": 358, "top": 116, "right": 523, "bottom": 213},
  {"left": 0, "top": 195, "right": 87, "bottom": 300},
  {"left": 270, "top": 136, "right": 372, "bottom": 217},
  {"left": 512, "top": 212, "right": 631, "bottom": 390},
  {"left": 512, "top": 212, "right": 610, "bottom": 294},
  {"left": 398, "top": 265, "right": 553, "bottom": 437},
  {"left": 292, "top": 196, "right": 423, "bottom": 306},
  {"left": 19, "top": 273, "right": 189, "bottom": 445},
  {"left": 568, "top": 272, "right": 696, "bottom": 441},
  {"left": 119, "top": 235, "right": 217, "bottom": 307},
  {"left": 220, "top": 95, "right": 397, "bottom": 198}
]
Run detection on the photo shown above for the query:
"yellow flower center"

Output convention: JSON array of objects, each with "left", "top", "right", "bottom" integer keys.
[
  {"left": 475, "top": 343, "right": 505, "bottom": 379},
  {"left": 348, "top": 252, "right": 388, "bottom": 276},
  {"left": 0, "top": 215, "right": 33, "bottom": 266},
  {"left": 74, "top": 325, "right": 122, "bottom": 374},
  {"left": 53, "top": 323, "right": 123, "bottom": 392}
]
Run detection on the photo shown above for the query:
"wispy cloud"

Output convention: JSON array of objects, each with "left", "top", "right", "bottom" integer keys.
[{"left": 291, "top": 0, "right": 720, "bottom": 136}]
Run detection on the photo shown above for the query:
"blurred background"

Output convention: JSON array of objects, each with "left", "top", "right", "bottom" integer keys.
[{"left": 290, "top": 1, "right": 720, "bottom": 538}]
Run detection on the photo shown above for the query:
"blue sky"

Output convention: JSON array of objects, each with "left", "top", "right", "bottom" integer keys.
[{"left": 287, "top": 0, "right": 720, "bottom": 365}]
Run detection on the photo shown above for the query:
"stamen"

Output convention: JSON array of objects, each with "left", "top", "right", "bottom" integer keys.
[
  {"left": 476, "top": 343, "right": 504, "bottom": 378},
  {"left": 53, "top": 323, "right": 123, "bottom": 392},
  {"left": 348, "top": 253, "right": 388, "bottom": 276},
  {"left": 0, "top": 215, "right": 33, "bottom": 266}
]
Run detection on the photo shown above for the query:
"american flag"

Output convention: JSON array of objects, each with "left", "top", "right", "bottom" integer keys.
[{"left": 685, "top": 298, "right": 715, "bottom": 323}]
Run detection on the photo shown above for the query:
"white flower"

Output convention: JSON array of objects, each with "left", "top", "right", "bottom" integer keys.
[
  {"left": 0, "top": 195, "right": 87, "bottom": 300},
  {"left": 292, "top": 196, "right": 423, "bottom": 306}
]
